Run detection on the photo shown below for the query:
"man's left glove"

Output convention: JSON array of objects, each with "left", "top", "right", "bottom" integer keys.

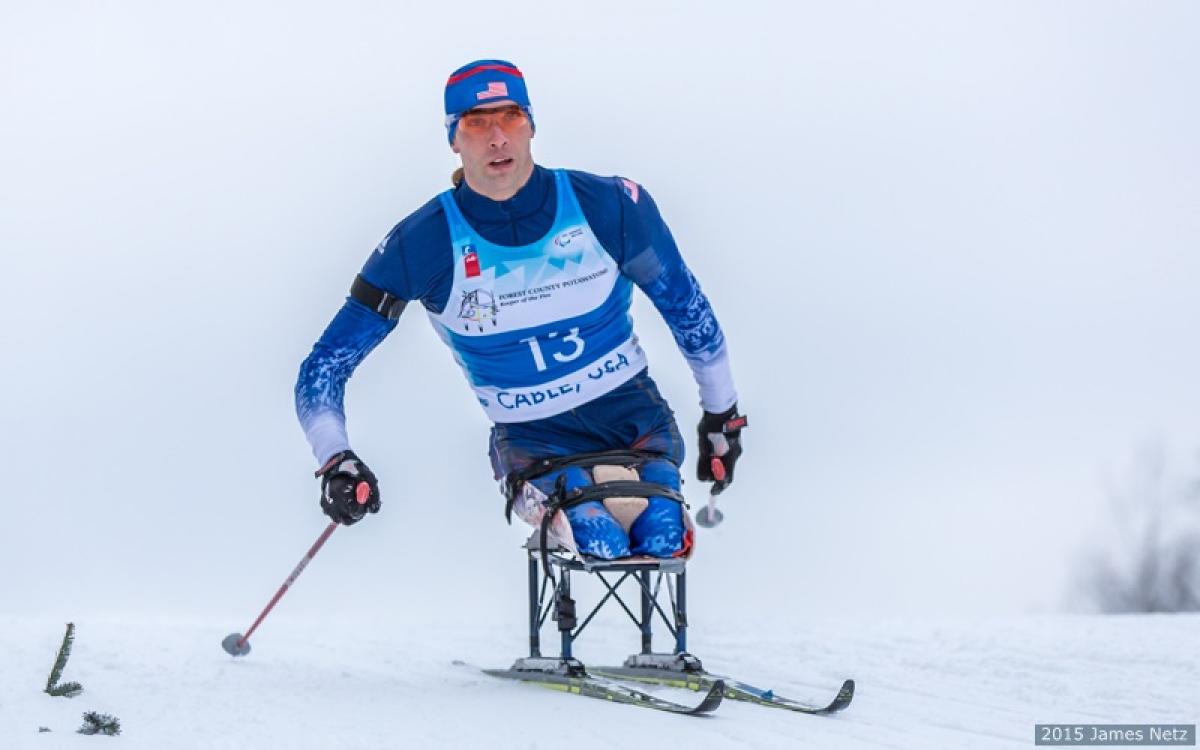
[
  {"left": 315, "top": 450, "right": 381, "bottom": 525},
  {"left": 696, "top": 405, "right": 748, "bottom": 496}
]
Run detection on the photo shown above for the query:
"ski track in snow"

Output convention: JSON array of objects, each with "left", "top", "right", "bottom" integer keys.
[{"left": 1, "top": 613, "right": 1196, "bottom": 749}]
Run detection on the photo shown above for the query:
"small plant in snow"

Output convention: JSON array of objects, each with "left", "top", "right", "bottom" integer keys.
[
  {"left": 44, "top": 622, "right": 83, "bottom": 697},
  {"left": 77, "top": 711, "right": 121, "bottom": 736}
]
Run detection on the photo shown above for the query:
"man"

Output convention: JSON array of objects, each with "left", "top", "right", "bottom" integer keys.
[{"left": 295, "top": 59, "right": 746, "bottom": 559}]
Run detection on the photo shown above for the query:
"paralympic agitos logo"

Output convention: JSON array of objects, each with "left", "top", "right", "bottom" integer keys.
[{"left": 554, "top": 228, "right": 584, "bottom": 248}]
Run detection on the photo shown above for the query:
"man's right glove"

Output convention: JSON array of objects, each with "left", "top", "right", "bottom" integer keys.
[
  {"left": 696, "top": 405, "right": 748, "bottom": 496},
  {"left": 315, "top": 450, "right": 381, "bottom": 525}
]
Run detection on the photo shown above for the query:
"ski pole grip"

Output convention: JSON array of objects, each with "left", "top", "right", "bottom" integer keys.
[
  {"left": 710, "top": 457, "right": 726, "bottom": 482},
  {"left": 355, "top": 481, "right": 371, "bottom": 505},
  {"left": 707, "top": 433, "right": 729, "bottom": 482}
]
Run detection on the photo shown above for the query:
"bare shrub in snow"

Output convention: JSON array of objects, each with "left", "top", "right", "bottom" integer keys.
[{"left": 1079, "top": 444, "right": 1200, "bottom": 613}]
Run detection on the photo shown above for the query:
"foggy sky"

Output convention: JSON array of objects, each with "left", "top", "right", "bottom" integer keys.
[{"left": 2, "top": 0, "right": 1198, "bottom": 622}]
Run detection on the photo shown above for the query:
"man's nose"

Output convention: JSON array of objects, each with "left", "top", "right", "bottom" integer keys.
[{"left": 488, "top": 123, "right": 509, "bottom": 147}]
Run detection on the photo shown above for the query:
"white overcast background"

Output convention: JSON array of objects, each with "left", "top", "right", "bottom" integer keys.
[{"left": 2, "top": 0, "right": 1198, "bottom": 630}]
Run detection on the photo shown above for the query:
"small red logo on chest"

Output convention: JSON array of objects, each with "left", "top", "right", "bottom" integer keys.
[{"left": 463, "top": 250, "right": 481, "bottom": 278}]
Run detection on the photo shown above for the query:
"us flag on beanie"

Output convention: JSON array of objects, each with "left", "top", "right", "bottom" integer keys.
[{"left": 477, "top": 81, "right": 509, "bottom": 100}]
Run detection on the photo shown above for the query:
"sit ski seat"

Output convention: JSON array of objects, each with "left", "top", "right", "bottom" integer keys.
[{"left": 503, "top": 449, "right": 696, "bottom": 573}]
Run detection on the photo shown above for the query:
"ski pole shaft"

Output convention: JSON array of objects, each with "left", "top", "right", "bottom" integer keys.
[
  {"left": 224, "top": 482, "right": 370, "bottom": 656},
  {"left": 235, "top": 520, "right": 339, "bottom": 650}
]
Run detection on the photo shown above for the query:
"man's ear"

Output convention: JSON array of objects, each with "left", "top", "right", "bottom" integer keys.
[{"left": 450, "top": 142, "right": 461, "bottom": 155}]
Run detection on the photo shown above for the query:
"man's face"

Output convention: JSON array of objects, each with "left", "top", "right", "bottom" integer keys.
[{"left": 451, "top": 100, "right": 534, "bottom": 200}]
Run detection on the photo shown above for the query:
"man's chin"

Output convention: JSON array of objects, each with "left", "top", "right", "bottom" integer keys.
[{"left": 467, "top": 160, "right": 531, "bottom": 198}]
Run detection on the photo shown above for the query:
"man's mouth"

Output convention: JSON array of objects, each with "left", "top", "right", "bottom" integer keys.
[{"left": 488, "top": 157, "right": 514, "bottom": 168}]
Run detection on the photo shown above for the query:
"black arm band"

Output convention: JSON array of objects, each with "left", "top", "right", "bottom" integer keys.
[{"left": 350, "top": 274, "right": 406, "bottom": 320}]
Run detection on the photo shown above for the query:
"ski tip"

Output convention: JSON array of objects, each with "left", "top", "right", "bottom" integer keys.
[
  {"left": 221, "top": 632, "right": 250, "bottom": 657},
  {"left": 693, "top": 678, "right": 726, "bottom": 714},
  {"left": 827, "top": 678, "right": 855, "bottom": 712}
]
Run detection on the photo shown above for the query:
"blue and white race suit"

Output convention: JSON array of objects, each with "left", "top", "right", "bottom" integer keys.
[{"left": 296, "top": 166, "right": 737, "bottom": 557}]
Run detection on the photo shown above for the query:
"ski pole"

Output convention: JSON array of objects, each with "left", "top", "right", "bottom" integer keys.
[{"left": 222, "top": 482, "right": 370, "bottom": 656}]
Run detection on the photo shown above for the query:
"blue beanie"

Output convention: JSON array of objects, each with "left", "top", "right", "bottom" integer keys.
[{"left": 444, "top": 59, "right": 535, "bottom": 144}]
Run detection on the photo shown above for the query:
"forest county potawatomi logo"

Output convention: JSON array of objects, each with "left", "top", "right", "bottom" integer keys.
[{"left": 458, "top": 289, "right": 498, "bottom": 331}]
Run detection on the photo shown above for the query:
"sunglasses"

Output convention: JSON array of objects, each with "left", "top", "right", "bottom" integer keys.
[{"left": 451, "top": 105, "right": 531, "bottom": 137}]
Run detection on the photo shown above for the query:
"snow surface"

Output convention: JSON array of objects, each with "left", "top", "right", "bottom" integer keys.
[{"left": 3, "top": 612, "right": 1195, "bottom": 748}]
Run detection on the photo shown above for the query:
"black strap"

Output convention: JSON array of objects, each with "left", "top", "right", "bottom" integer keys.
[
  {"left": 547, "top": 481, "right": 685, "bottom": 507},
  {"left": 503, "top": 448, "right": 669, "bottom": 524},
  {"left": 350, "top": 274, "right": 406, "bottom": 320}
]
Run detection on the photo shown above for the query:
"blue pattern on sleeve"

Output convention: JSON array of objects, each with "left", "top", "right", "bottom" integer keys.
[
  {"left": 623, "top": 186, "right": 725, "bottom": 362},
  {"left": 623, "top": 244, "right": 727, "bottom": 364},
  {"left": 294, "top": 299, "right": 397, "bottom": 464}
]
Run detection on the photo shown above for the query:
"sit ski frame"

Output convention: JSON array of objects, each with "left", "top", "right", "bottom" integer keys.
[{"left": 477, "top": 536, "right": 854, "bottom": 716}]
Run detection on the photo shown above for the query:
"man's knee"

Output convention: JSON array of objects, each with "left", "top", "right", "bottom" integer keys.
[
  {"left": 566, "top": 500, "right": 632, "bottom": 558},
  {"left": 638, "top": 458, "right": 681, "bottom": 491},
  {"left": 529, "top": 465, "right": 590, "bottom": 496},
  {"left": 630, "top": 459, "right": 686, "bottom": 557},
  {"left": 629, "top": 496, "right": 685, "bottom": 557}
]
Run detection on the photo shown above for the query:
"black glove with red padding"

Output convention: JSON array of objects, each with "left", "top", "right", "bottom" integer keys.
[
  {"left": 315, "top": 450, "right": 381, "bottom": 525},
  {"left": 696, "top": 405, "right": 748, "bottom": 496}
]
